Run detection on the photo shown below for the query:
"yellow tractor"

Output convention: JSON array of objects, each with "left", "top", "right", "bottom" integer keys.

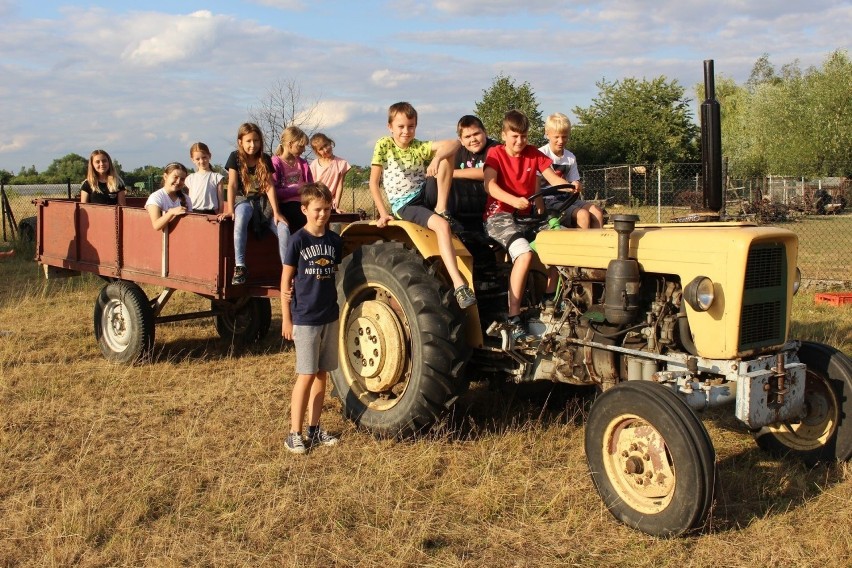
[{"left": 328, "top": 61, "right": 852, "bottom": 537}]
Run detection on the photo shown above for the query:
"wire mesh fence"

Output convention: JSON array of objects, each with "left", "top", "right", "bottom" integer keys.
[{"left": 4, "top": 164, "right": 851, "bottom": 284}]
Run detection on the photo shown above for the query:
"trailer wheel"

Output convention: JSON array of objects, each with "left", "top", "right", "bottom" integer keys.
[
  {"left": 330, "top": 243, "right": 469, "bottom": 438},
  {"left": 754, "top": 342, "right": 852, "bottom": 465},
  {"left": 213, "top": 297, "right": 271, "bottom": 345},
  {"left": 93, "top": 281, "right": 155, "bottom": 364},
  {"left": 17, "top": 217, "right": 36, "bottom": 243},
  {"left": 585, "top": 380, "right": 716, "bottom": 537}
]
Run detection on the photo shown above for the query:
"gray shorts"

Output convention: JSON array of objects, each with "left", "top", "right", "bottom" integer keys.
[
  {"left": 544, "top": 195, "right": 588, "bottom": 227},
  {"left": 394, "top": 190, "right": 435, "bottom": 228},
  {"left": 293, "top": 320, "right": 340, "bottom": 375},
  {"left": 484, "top": 212, "right": 532, "bottom": 261}
]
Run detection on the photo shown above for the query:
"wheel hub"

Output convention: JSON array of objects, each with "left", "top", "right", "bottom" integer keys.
[
  {"left": 607, "top": 418, "right": 675, "bottom": 504},
  {"left": 344, "top": 300, "right": 405, "bottom": 392},
  {"left": 104, "top": 299, "right": 129, "bottom": 348}
]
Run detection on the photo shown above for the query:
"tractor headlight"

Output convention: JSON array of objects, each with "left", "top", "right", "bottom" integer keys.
[
  {"left": 793, "top": 267, "right": 802, "bottom": 295},
  {"left": 684, "top": 276, "right": 715, "bottom": 312}
]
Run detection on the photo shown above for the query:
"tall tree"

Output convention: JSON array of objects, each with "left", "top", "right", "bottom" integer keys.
[
  {"left": 571, "top": 76, "right": 700, "bottom": 164},
  {"left": 474, "top": 74, "right": 545, "bottom": 146},
  {"left": 42, "top": 153, "right": 88, "bottom": 183},
  {"left": 248, "top": 79, "right": 321, "bottom": 155},
  {"left": 715, "top": 49, "right": 852, "bottom": 177}
]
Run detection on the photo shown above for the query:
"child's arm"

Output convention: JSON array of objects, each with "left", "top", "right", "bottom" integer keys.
[
  {"left": 426, "top": 139, "right": 461, "bottom": 177},
  {"left": 369, "top": 164, "right": 394, "bottom": 227},
  {"left": 147, "top": 204, "right": 186, "bottom": 231},
  {"left": 216, "top": 177, "right": 225, "bottom": 214},
  {"left": 484, "top": 166, "right": 530, "bottom": 212},
  {"left": 542, "top": 167, "right": 577, "bottom": 192},
  {"left": 264, "top": 180, "right": 287, "bottom": 227},
  {"left": 332, "top": 169, "right": 348, "bottom": 211},
  {"left": 220, "top": 168, "right": 238, "bottom": 219},
  {"left": 280, "top": 264, "right": 296, "bottom": 340},
  {"left": 454, "top": 166, "right": 484, "bottom": 181}
]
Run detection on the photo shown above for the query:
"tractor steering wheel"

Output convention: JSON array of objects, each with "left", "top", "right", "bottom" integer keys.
[{"left": 512, "top": 183, "right": 579, "bottom": 228}]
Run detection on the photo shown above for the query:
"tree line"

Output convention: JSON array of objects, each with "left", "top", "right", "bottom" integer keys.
[{"left": 3, "top": 48, "right": 848, "bottom": 187}]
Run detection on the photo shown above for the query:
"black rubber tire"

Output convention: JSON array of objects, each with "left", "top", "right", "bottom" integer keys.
[
  {"left": 754, "top": 341, "right": 852, "bottom": 465},
  {"left": 17, "top": 217, "right": 36, "bottom": 243},
  {"left": 585, "top": 380, "right": 717, "bottom": 537},
  {"left": 213, "top": 297, "right": 272, "bottom": 346},
  {"left": 330, "top": 243, "right": 469, "bottom": 438},
  {"left": 93, "top": 281, "right": 155, "bottom": 364},
  {"left": 256, "top": 298, "right": 273, "bottom": 341}
]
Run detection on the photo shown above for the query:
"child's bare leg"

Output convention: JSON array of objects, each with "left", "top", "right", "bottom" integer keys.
[
  {"left": 574, "top": 208, "right": 591, "bottom": 229},
  {"left": 290, "top": 373, "right": 315, "bottom": 433},
  {"left": 427, "top": 214, "right": 467, "bottom": 290},
  {"left": 433, "top": 158, "right": 453, "bottom": 214},
  {"left": 588, "top": 204, "right": 604, "bottom": 227},
  {"left": 546, "top": 265, "right": 558, "bottom": 295},
  {"left": 306, "top": 371, "right": 328, "bottom": 428},
  {"left": 509, "top": 251, "right": 532, "bottom": 316}
]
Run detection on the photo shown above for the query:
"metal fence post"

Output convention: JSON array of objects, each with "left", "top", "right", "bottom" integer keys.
[
  {"left": 657, "top": 166, "right": 662, "bottom": 223},
  {"left": 66, "top": 177, "right": 71, "bottom": 199}
]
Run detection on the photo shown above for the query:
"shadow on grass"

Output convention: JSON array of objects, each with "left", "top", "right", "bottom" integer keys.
[
  {"left": 146, "top": 321, "right": 291, "bottom": 365},
  {"left": 440, "top": 381, "right": 595, "bottom": 440},
  {"left": 706, "top": 446, "right": 847, "bottom": 533},
  {"left": 442, "top": 382, "right": 848, "bottom": 535}
]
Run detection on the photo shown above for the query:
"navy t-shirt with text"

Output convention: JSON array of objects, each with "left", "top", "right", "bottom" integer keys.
[{"left": 283, "top": 228, "right": 343, "bottom": 325}]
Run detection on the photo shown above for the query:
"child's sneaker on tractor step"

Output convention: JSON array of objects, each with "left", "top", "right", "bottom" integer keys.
[
  {"left": 454, "top": 285, "right": 477, "bottom": 309},
  {"left": 231, "top": 265, "right": 247, "bottom": 285},
  {"left": 507, "top": 315, "right": 532, "bottom": 343}
]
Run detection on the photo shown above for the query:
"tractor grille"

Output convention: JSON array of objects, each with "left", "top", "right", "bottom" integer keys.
[
  {"left": 744, "top": 246, "right": 784, "bottom": 289},
  {"left": 739, "top": 243, "right": 787, "bottom": 351}
]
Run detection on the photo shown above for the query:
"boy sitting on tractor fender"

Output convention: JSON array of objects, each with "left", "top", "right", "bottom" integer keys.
[
  {"left": 369, "top": 101, "right": 476, "bottom": 309},
  {"left": 483, "top": 109, "right": 574, "bottom": 340}
]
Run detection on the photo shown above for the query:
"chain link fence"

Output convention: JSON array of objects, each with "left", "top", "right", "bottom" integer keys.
[{"left": 5, "top": 164, "right": 851, "bottom": 284}]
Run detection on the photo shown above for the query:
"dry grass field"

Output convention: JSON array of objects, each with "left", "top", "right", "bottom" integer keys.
[{"left": 1, "top": 242, "right": 851, "bottom": 567}]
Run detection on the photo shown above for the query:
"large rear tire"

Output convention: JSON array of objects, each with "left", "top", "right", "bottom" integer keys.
[
  {"left": 585, "top": 380, "right": 717, "bottom": 537},
  {"left": 330, "top": 243, "right": 469, "bottom": 438},
  {"left": 754, "top": 341, "right": 852, "bottom": 465},
  {"left": 93, "top": 281, "right": 155, "bottom": 364}
]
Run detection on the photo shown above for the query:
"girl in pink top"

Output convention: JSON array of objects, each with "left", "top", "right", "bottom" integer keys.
[
  {"left": 272, "top": 126, "right": 313, "bottom": 233},
  {"left": 309, "top": 132, "right": 351, "bottom": 212}
]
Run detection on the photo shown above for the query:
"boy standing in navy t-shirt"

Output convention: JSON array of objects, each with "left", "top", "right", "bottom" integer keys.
[{"left": 281, "top": 182, "right": 343, "bottom": 454}]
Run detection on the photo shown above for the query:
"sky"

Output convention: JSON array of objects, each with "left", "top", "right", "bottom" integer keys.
[{"left": 0, "top": 0, "right": 849, "bottom": 173}]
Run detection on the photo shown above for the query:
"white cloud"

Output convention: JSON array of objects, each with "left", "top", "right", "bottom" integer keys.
[
  {"left": 124, "top": 11, "right": 224, "bottom": 66},
  {"left": 0, "top": 1, "right": 847, "bottom": 172},
  {"left": 370, "top": 68, "right": 418, "bottom": 89},
  {"left": 247, "top": 0, "right": 306, "bottom": 9}
]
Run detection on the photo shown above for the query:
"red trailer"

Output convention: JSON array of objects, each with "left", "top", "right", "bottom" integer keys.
[{"left": 35, "top": 197, "right": 360, "bottom": 363}]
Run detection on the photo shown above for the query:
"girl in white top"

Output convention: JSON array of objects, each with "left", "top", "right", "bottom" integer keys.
[
  {"left": 145, "top": 162, "right": 193, "bottom": 231},
  {"left": 309, "top": 133, "right": 351, "bottom": 212},
  {"left": 185, "top": 142, "right": 224, "bottom": 214}
]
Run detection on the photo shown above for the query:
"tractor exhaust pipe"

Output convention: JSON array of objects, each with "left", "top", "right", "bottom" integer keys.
[{"left": 701, "top": 59, "right": 723, "bottom": 213}]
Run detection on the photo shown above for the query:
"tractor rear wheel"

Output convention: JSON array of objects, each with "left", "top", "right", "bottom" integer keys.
[
  {"left": 754, "top": 342, "right": 852, "bottom": 465},
  {"left": 330, "top": 243, "right": 469, "bottom": 438}
]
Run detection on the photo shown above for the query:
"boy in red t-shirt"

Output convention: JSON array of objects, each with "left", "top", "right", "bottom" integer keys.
[{"left": 483, "top": 110, "right": 575, "bottom": 340}]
